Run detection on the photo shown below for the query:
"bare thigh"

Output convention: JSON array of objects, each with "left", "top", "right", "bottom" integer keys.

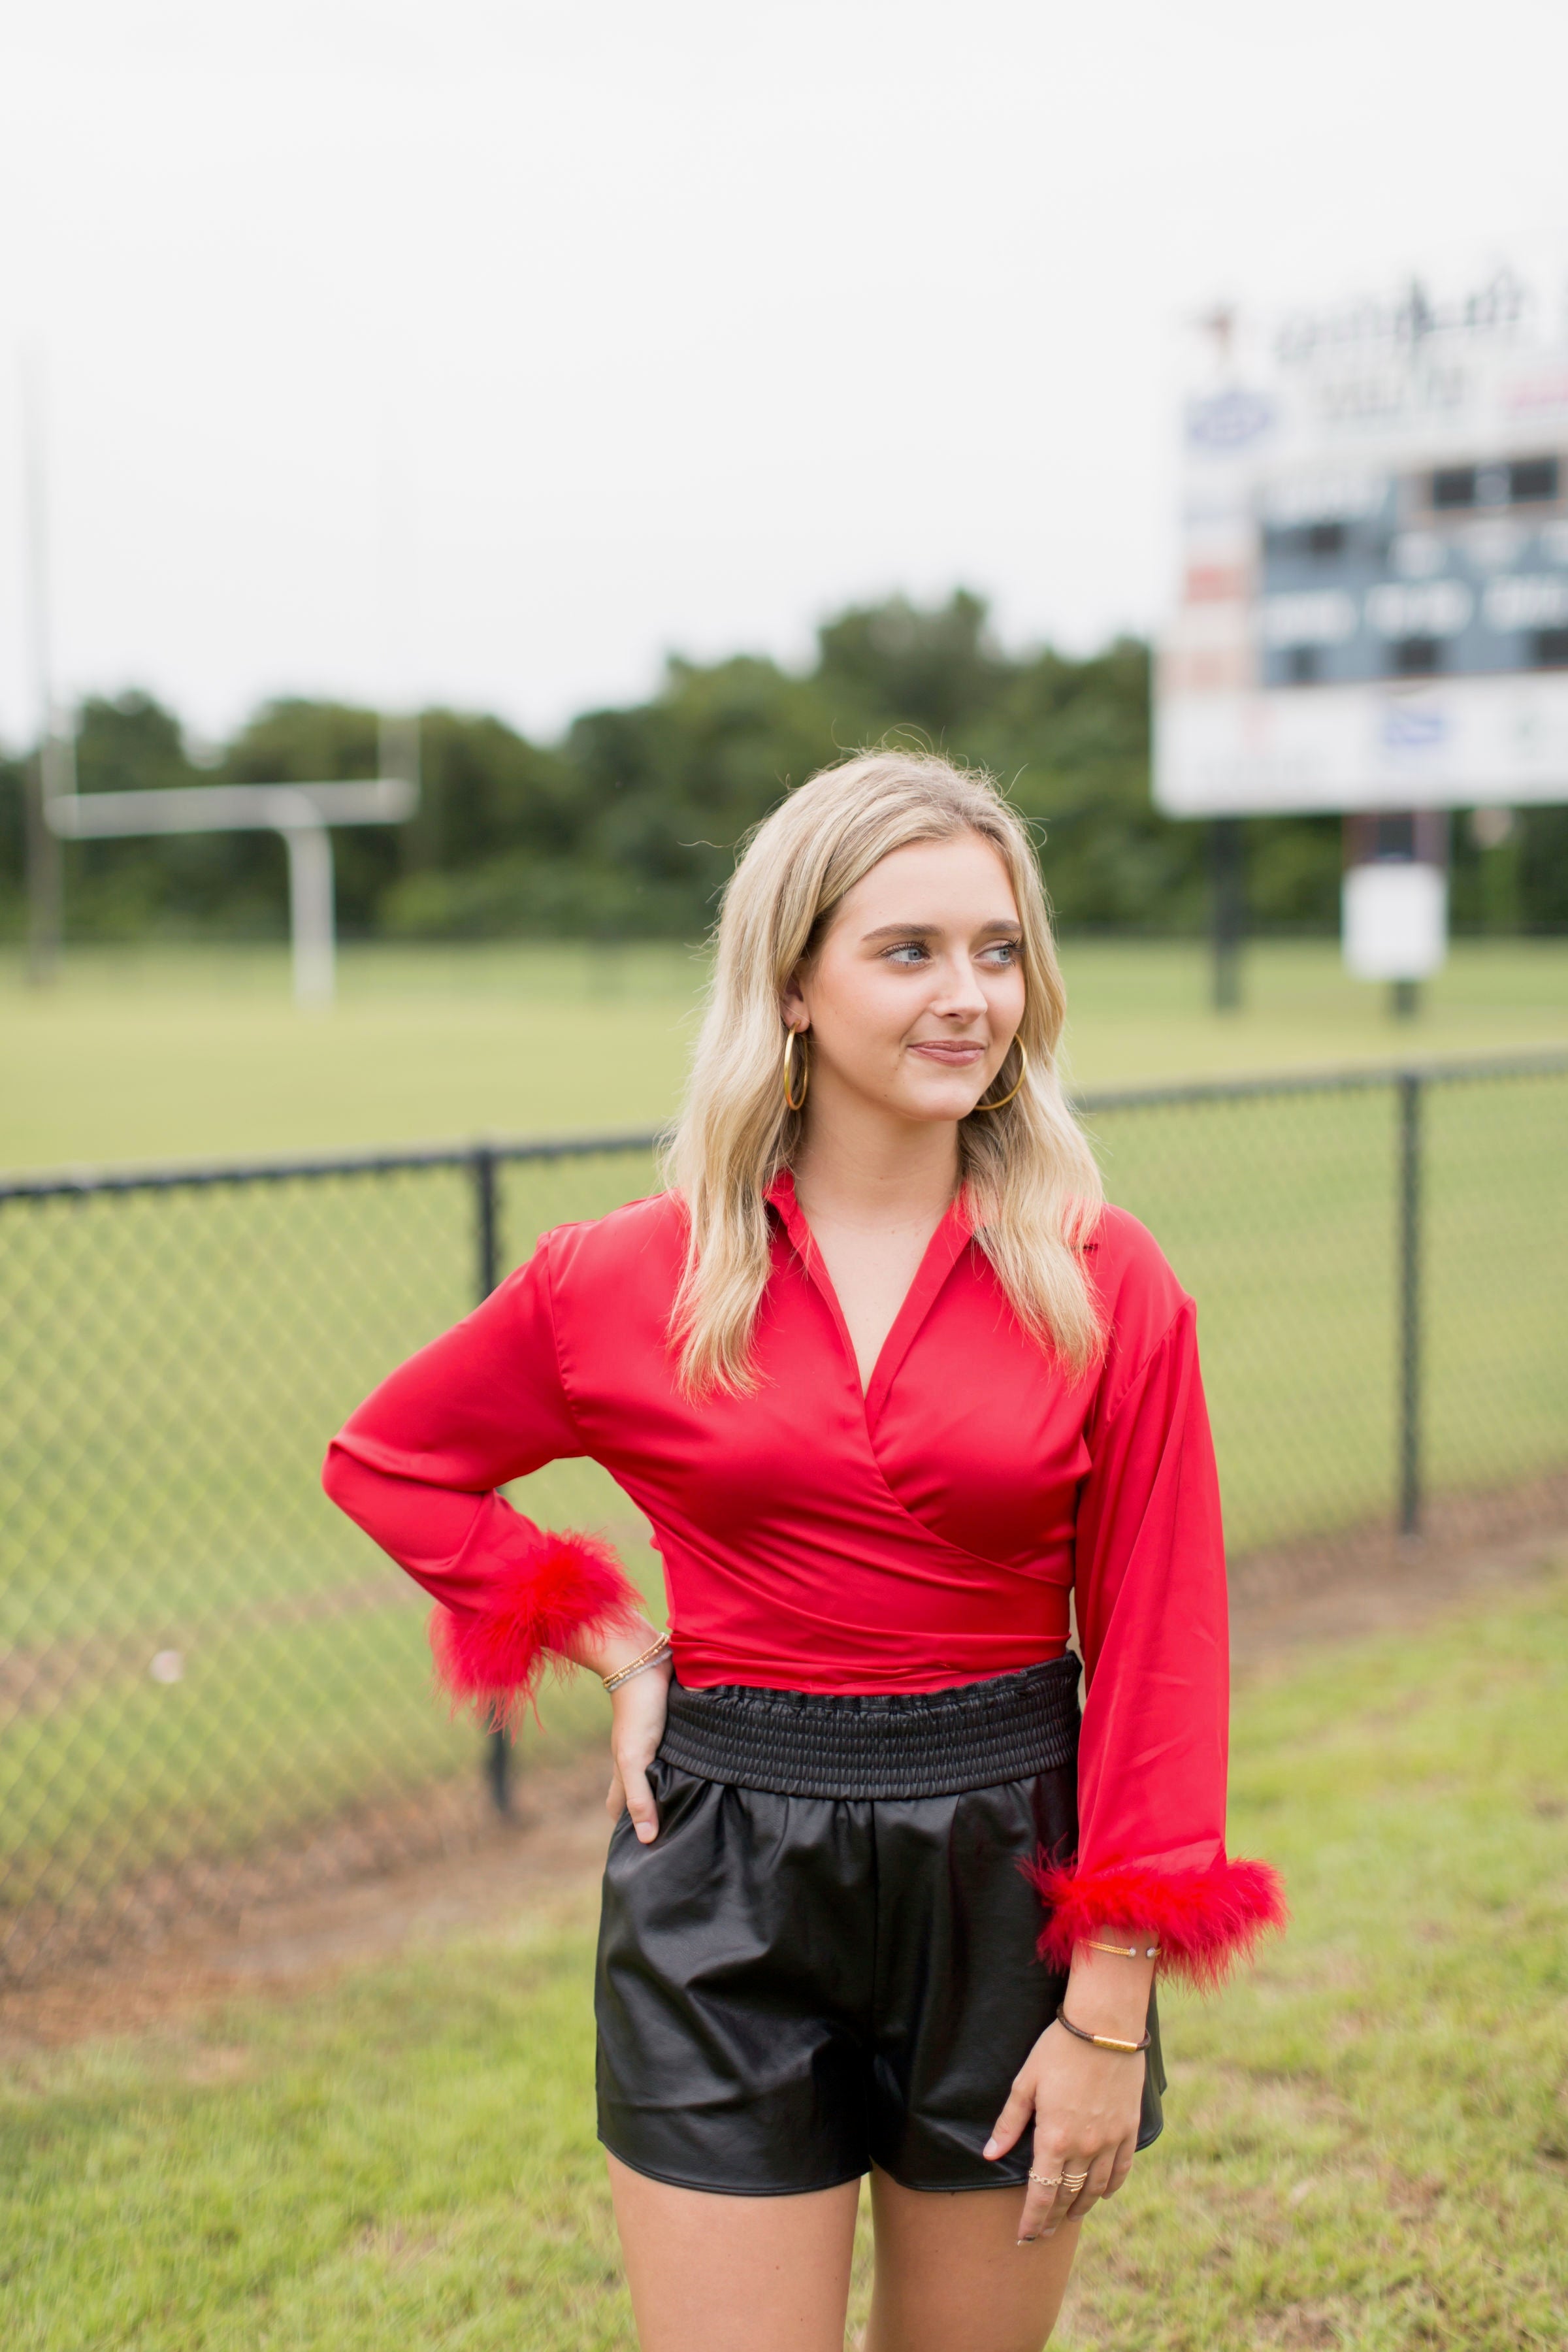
[
  {"left": 864, "top": 2165, "right": 1082, "bottom": 2352},
  {"left": 607, "top": 2151, "right": 860, "bottom": 2352}
]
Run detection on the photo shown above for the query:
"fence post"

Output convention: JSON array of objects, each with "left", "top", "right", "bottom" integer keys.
[
  {"left": 1397, "top": 1073, "right": 1422, "bottom": 1538},
  {"left": 472, "top": 1145, "right": 512, "bottom": 1812},
  {"left": 474, "top": 1143, "right": 500, "bottom": 1303}
]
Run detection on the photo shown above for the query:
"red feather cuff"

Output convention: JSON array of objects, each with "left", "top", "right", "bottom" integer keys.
[
  {"left": 1026, "top": 1852, "right": 1288, "bottom": 1989},
  {"left": 426, "top": 1527, "right": 644, "bottom": 1733}
]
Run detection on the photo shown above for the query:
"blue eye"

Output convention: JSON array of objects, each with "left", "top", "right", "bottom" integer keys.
[{"left": 885, "top": 943, "right": 929, "bottom": 965}]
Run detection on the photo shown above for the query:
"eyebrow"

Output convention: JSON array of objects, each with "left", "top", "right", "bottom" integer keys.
[{"left": 859, "top": 919, "right": 1022, "bottom": 943}]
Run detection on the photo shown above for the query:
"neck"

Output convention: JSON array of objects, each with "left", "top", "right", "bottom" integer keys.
[{"left": 791, "top": 1083, "right": 960, "bottom": 1232}]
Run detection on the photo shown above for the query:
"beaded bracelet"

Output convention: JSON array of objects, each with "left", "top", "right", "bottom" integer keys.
[{"left": 601, "top": 1636, "right": 672, "bottom": 1693}]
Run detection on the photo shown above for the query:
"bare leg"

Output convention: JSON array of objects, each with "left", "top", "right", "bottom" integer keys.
[
  {"left": 606, "top": 2150, "right": 861, "bottom": 2352},
  {"left": 864, "top": 2166, "right": 1083, "bottom": 2352}
]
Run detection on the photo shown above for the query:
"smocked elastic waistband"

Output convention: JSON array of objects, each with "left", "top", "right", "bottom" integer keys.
[{"left": 657, "top": 1654, "right": 1081, "bottom": 1801}]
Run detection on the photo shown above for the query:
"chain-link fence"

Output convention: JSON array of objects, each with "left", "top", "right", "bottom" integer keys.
[{"left": 2, "top": 1053, "right": 1565, "bottom": 1982}]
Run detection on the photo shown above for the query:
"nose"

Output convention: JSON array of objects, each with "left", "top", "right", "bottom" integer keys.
[{"left": 928, "top": 951, "right": 989, "bottom": 1021}]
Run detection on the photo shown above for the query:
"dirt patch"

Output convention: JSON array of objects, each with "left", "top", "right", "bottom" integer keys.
[
  {"left": 1228, "top": 1471, "right": 1568, "bottom": 1672},
  {"left": 0, "top": 1750, "right": 613, "bottom": 2053},
  {"left": 2, "top": 1495, "right": 1563, "bottom": 2053}
]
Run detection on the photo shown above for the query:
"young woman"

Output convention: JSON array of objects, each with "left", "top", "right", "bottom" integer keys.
[{"left": 323, "top": 750, "right": 1284, "bottom": 2352}]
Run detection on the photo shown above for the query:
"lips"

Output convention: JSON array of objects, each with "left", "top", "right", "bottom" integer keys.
[{"left": 907, "top": 1041, "right": 988, "bottom": 1066}]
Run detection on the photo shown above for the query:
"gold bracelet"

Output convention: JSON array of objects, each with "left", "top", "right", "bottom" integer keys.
[
  {"left": 1084, "top": 1936, "right": 1161, "bottom": 1961},
  {"left": 601, "top": 1636, "right": 672, "bottom": 1693}
]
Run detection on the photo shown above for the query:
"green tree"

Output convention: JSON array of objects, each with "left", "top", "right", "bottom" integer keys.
[
  {"left": 814, "top": 589, "right": 1008, "bottom": 738},
  {"left": 65, "top": 693, "right": 231, "bottom": 939},
  {"left": 6, "top": 589, "right": 1560, "bottom": 949}
]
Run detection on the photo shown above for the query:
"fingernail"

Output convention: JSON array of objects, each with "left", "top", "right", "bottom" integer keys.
[
  {"left": 982, "top": 2138, "right": 999, "bottom": 2160},
  {"left": 1017, "top": 2236, "right": 1034, "bottom": 2247},
  {"left": 1043, "top": 2229, "right": 1056, "bottom": 2241},
  {"left": 636, "top": 1824, "right": 654, "bottom": 1842}
]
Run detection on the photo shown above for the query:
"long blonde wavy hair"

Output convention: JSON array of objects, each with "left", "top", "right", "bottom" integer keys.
[{"left": 664, "top": 748, "right": 1105, "bottom": 1394}]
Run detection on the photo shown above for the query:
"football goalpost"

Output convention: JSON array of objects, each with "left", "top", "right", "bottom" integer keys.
[{"left": 43, "top": 750, "right": 417, "bottom": 1007}]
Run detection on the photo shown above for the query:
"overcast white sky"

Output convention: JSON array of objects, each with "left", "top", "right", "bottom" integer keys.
[{"left": 1, "top": 0, "right": 1565, "bottom": 748}]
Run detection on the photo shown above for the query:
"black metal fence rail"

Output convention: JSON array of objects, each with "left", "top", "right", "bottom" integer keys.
[{"left": 1, "top": 1049, "right": 1564, "bottom": 1982}]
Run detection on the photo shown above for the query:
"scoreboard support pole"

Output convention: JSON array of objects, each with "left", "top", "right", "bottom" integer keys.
[{"left": 1208, "top": 817, "right": 1245, "bottom": 1013}]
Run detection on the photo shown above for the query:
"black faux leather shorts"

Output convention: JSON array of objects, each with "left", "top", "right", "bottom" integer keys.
[{"left": 594, "top": 1656, "right": 1165, "bottom": 2197}]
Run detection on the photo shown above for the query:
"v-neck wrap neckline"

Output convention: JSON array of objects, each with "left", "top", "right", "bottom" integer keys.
[{"left": 763, "top": 1168, "right": 977, "bottom": 1421}]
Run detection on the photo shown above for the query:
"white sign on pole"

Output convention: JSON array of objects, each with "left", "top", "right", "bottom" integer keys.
[
  {"left": 1341, "top": 862, "right": 1448, "bottom": 981},
  {"left": 1156, "top": 268, "right": 1568, "bottom": 817}
]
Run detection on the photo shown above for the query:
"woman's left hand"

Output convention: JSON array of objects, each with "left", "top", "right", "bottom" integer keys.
[{"left": 982, "top": 2017, "right": 1145, "bottom": 2244}]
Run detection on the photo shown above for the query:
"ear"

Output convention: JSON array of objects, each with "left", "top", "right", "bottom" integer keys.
[{"left": 779, "top": 969, "right": 810, "bottom": 1032}]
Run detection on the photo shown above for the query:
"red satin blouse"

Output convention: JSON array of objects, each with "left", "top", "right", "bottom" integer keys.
[{"left": 324, "top": 1170, "right": 1271, "bottom": 1962}]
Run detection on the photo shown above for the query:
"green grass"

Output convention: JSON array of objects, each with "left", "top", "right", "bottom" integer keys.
[
  {"left": 0, "top": 941, "right": 706, "bottom": 1174},
  {"left": 1, "top": 938, "right": 1564, "bottom": 1172},
  {"left": 3, "top": 1571, "right": 1565, "bottom": 2350},
  {"left": 1057, "top": 1565, "right": 1568, "bottom": 2351},
  {"left": 3, "top": 1074, "right": 1563, "bottom": 1942},
  {"left": 1093, "top": 1069, "right": 1568, "bottom": 1544},
  {"left": 1, "top": 943, "right": 1565, "bottom": 1959}
]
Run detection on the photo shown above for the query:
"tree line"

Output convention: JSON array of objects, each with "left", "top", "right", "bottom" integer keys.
[{"left": 1, "top": 591, "right": 1561, "bottom": 943}]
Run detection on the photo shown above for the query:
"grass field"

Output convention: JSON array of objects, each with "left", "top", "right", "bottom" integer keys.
[
  {"left": 1, "top": 941, "right": 1565, "bottom": 2340},
  {"left": 1, "top": 941, "right": 1565, "bottom": 1968},
  {"left": 2, "top": 938, "right": 1565, "bottom": 1172},
  {"left": 4, "top": 1567, "right": 1565, "bottom": 2351},
  {"left": 3, "top": 1070, "right": 1564, "bottom": 1942}
]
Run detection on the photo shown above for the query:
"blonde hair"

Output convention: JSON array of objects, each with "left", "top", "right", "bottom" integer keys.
[{"left": 664, "top": 748, "right": 1105, "bottom": 1394}]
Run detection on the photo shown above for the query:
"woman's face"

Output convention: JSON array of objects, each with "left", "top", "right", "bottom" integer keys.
[{"left": 782, "top": 831, "right": 1027, "bottom": 1128}]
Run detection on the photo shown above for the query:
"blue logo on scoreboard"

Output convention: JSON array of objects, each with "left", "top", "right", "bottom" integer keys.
[
  {"left": 1186, "top": 389, "right": 1276, "bottom": 452},
  {"left": 1379, "top": 700, "right": 1448, "bottom": 753}
]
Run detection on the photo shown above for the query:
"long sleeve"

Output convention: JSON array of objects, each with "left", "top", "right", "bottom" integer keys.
[
  {"left": 321, "top": 1232, "right": 643, "bottom": 1728},
  {"left": 1028, "top": 1295, "right": 1286, "bottom": 1987}
]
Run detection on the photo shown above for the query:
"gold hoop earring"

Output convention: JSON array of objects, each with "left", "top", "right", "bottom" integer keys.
[
  {"left": 782, "top": 1027, "right": 809, "bottom": 1112},
  {"left": 972, "top": 1038, "right": 1027, "bottom": 1113}
]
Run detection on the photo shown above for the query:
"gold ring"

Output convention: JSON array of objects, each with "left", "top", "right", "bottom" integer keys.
[
  {"left": 1060, "top": 2172, "right": 1090, "bottom": 2191},
  {"left": 1027, "top": 2172, "right": 1063, "bottom": 2188}
]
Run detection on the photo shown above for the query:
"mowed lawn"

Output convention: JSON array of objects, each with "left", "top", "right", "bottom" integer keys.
[
  {"left": 1, "top": 941, "right": 1565, "bottom": 1948},
  {"left": 1, "top": 938, "right": 1565, "bottom": 1172},
  {"left": 3, "top": 1569, "right": 1565, "bottom": 2352}
]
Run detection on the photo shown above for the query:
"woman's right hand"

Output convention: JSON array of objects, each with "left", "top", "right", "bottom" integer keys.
[{"left": 604, "top": 1658, "right": 673, "bottom": 1842}]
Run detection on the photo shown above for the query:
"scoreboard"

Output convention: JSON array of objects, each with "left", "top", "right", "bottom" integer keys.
[{"left": 1156, "top": 269, "right": 1568, "bottom": 815}]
